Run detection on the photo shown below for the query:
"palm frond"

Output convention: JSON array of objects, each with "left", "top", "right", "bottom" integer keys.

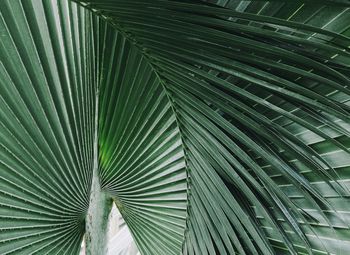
[
  {"left": 0, "top": 0, "right": 96, "bottom": 253},
  {"left": 74, "top": 0, "right": 350, "bottom": 254},
  {"left": 0, "top": 0, "right": 349, "bottom": 254},
  {"left": 96, "top": 25, "right": 188, "bottom": 255}
]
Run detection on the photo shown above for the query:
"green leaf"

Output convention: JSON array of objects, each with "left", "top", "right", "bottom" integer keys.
[{"left": 1, "top": 0, "right": 350, "bottom": 254}]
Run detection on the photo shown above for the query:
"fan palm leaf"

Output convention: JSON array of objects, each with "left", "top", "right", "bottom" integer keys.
[{"left": 0, "top": 0, "right": 349, "bottom": 254}]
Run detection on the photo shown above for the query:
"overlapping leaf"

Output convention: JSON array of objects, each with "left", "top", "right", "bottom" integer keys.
[
  {"left": 1, "top": 0, "right": 350, "bottom": 254},
  {"left": 96, "top": 27, "right": 188, "bottom": 255},
  {"left": 0, "top": 0, "right": 96, "bottom": 253},
  {"left": 0, "top": 1, "right": 187, "bottom": 254},
  {"left": 75, "top": 0, "right": 350, "bottom": 254}
]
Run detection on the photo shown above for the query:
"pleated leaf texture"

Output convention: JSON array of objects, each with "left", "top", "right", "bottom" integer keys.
[{"left": 0, "top": 0, "right": 349, "bottom": 254}]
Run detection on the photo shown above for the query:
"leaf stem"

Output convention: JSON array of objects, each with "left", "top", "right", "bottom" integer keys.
[{"left": 85, "top": 89, "right": 113, "bottom": 255}]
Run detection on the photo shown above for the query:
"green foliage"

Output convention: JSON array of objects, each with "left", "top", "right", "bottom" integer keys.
[{"left": 0, "top": 0, "right": 349, "bottom": 254}]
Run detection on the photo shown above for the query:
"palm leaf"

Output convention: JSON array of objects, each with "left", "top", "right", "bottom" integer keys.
[
  {"left": 1, "top": 0, "right": 350, "bottom": 254},
  {"left": 0, "top": 0, "right": 96, "bottom": 253}
]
